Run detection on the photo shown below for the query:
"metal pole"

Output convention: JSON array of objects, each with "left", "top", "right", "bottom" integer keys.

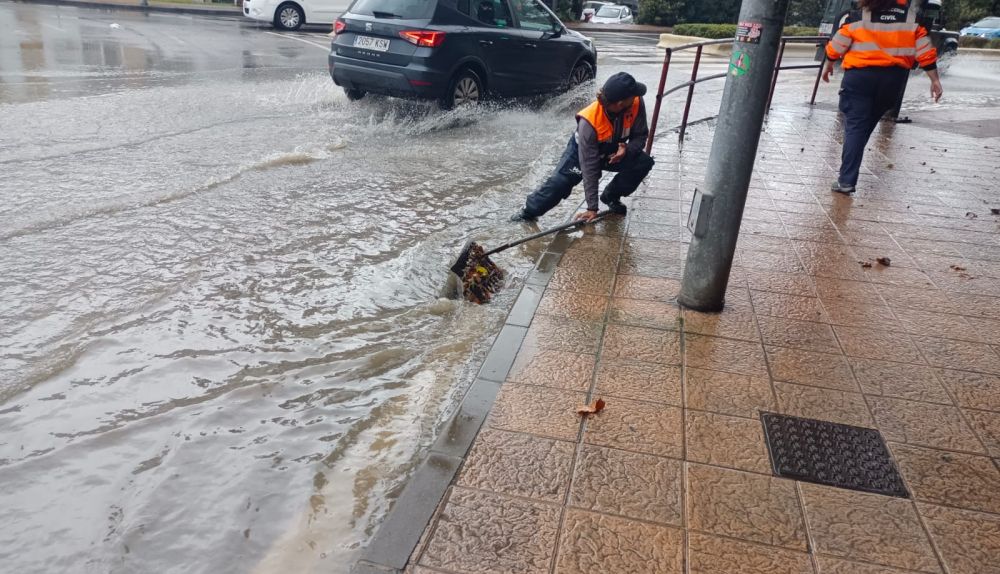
[
  {"left": 765, "top": 39, "right": 787, "bottom": 113},
  {"left": 810, "top": 50, "right": 826, "bottom": 105},
  {"left": 677, "top": 0, "right": 791, "bottom": 312},
  {"left": 677, "top": 45, "right": 703, "bottom": 145},
  {"left": 645, "top": 49, "right": 673, "bottom": 155}
]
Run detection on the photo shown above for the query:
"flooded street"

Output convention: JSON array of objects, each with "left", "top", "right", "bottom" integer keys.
[
  {"left": 0, "top": 4, "right": 594, "bottom": 572},
  {"left": 3, "top": 2, "right": 998, "bottom": 572}
]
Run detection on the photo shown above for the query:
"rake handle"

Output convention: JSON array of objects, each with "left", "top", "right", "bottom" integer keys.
[{"left": 483, "top": 210, "right": 612, "bottom": 257}]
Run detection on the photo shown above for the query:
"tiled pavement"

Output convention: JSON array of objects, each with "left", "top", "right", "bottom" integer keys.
[{"left": 362, "top": 104, "right": 1000, "bottom": 573}]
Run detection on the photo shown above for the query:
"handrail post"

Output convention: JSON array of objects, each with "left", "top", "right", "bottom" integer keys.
[
  {"left": 765, "top": 38, "right": 787, "bottom": 113},
  {"left": 678, "top": 44, "right": 703, "bottom": 145},
  {"left": 810, "top": 48, "right": 826, "bottom": 105},
  {"left": 645, "top": 48, "right": 673, "bottom": 155}
]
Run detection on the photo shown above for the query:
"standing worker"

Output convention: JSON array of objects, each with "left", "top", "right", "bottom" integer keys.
[
  {"left": 511, "top": 72, "right": 655, "bottom": 223},
  {"left": 822, "top": 0, "right": 943, "bottom": 194}
]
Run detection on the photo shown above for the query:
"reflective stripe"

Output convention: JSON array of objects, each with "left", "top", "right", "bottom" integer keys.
[
  {"left": 915, "top": 36, "right": 931, "bottom": 50},
  {"left": 916, "top": 44, "right": 934, "bottom": 57},
  {"left": 850, "top": 21, "right": 913, "bottom": 32},
  {"left": 830, "top": 35, "right": 850, "bottom": 54},
  {"left": 851, "top": 41, "right": 881, "bottom": 51},
  {"left": 850, "top": 42, "right": 915, "bottom": 56}
]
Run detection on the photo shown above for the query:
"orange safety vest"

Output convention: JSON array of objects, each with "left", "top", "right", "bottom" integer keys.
[
  {"left": 825, "top": 0, "right": 937, "bottom": 70},
  {"left": 576, "top": 97, "right": 642, "bottom": 146}
]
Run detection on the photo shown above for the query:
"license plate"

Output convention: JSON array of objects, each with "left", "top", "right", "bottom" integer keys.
[
  {"left": 354, "top": 36, "right": 390, "bottom": 52},
  {"left": 819, "top": 23, "right": 833, "bottom": 35}
]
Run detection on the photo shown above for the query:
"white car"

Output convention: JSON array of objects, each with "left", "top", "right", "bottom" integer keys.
[
  {"left": 243, "top": 0, "right": 346, "bottom": 30},
  {"left": 581, "top": 1, "right": 611, "bottom": 22},
  {"left": 590, "top": 4, "right": 633, "bottom": 24}
]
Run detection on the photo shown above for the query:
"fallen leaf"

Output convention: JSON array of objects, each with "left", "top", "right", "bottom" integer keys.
[
  {"left": 859, "top": 261, "right": 873, "bottom": 269},
  {"left": 991, "top": 208, "right": 1000, "bottom": 215},
  {"left": 876, "top": 257, "right": 891, "bottom": 266},
  {"left": 886, "top": 163, "right": 894, "bottom": 169},
  {"left": 577, "top": 398, "right": 606, "bottom": 416},
  {"left": 966, "top": 212, "right": 978, "bottom": 219},
  {"left": 950, "top": 265, "right": 967, "bottom": 271},
  {"left": 958, "top": 273, "right": 974, "bottom": 280}
]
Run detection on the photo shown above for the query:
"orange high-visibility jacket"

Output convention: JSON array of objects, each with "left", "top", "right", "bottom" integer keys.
[
  {"left": 576, "top": 97, "right": 642, "bottom": 147},
  {"left": 826, "top": 0, "right": 937, "bottom": 71}
]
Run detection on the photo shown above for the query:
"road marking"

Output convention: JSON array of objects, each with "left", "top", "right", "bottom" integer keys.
[{"left": 263, "top": 31, "right": 329, "bottom": 50}]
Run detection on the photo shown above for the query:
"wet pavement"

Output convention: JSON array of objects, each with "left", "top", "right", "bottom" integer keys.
[
  {"left": 369, "top": 67, "right": 1000, "bottom": 574},
  {"left": 0, "top": 2, "right": 788, "bottom": 573},
  {"left": 4, "top": 1, "right": 1000, "bottom": 573}
]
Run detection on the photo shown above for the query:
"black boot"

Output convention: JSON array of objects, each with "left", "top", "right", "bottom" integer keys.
[
  {"left": 510, "top": 209, "right": 538, "bottom": 222},
  {"left": 600, "top": 192, "right": 627, "bottom": 215}
]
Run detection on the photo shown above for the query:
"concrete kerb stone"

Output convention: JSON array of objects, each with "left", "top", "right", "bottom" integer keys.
[
  {"left": 352, "top": 207, "right": 594, "bottom": 573},
  {"left": 657, "top": 33, "right": 823, "bottom": 57}
]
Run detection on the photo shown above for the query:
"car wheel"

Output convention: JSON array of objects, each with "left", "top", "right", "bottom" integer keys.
[
  {"left": 274, "top": 2, "right": 304, "bottom": 31},
  {"left": 439, "top": 69, "right": 483, "bottom": 110},
  {"left": 344, "top": 88, "right": 366, "bottom": 101},
  {"left": 569, "top": 61, "right": 595, "bottom": 88}
]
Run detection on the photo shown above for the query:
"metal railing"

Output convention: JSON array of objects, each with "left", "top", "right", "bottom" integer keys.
[{"left": 645, "top": 35, "right": 831, "bottom": 153}]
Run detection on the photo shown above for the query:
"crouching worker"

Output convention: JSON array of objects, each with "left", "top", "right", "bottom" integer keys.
[{"left": 511, "top": 72, "right": 655, "bottom": 223}]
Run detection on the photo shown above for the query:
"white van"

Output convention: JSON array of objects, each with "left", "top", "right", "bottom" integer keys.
[{"left": 243, "top": 0, "right": 348, "bottom": 30}]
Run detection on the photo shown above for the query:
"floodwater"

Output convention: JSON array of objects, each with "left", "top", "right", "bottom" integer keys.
[
  {"left": 0, "top": 3, "right": 595, "bottom": 572},
  {"left": 3, "top": 2, "right": 998, "bottom": 572}
]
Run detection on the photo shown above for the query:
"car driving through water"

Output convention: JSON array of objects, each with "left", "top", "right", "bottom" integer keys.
[{"left": 328, "top": 0, "right": 598, "bottom": 109}]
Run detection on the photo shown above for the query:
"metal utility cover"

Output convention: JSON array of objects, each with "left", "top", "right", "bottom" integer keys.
[{"left": 761, "top": 412, "right": 909, "bottom": 498}]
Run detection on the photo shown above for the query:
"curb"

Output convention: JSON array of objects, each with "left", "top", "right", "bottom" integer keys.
[
  {"left": 14, "top": 0, "right": 242, "bottom": 18},
  {"left": 567, "top": 23, "right": 670, "bottom": 34},
  {"left": 656, "top": 33, "right": 823, "bottom": 56},
  {"left": 352, "top": 207, "right": 624, "bottom": 573}
]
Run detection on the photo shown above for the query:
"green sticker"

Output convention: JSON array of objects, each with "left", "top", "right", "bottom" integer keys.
[{"left": 729, "top": 51, "right": 751, "bottom": 76}]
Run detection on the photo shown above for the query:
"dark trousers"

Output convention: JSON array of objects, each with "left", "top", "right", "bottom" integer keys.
[
  {"left": 837, "top": 66, "right": 909, "bottom": 186},
  {"left": 523, "top": 134, "right": 655, "bottom": 218}
]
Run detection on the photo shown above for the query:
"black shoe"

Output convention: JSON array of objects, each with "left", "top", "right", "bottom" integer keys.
[
  {"left": 600, "top": 193, "right": 627, "bottom": 215},
  {"left": 831, "top": 181, "right": 856, "bottom": 195},
  {"left": 509, "top": 209, "right": 537, "bottom": 222}
]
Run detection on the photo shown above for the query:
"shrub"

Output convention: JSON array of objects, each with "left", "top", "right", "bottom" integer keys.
[
  {"left": 783, "top": 26, "right": 820, "bottom": 36},
  {"left": 673, "top": 23, "right": 819, "bottom": 39},
  {"left": 638, "top": 0, "right": 685, "bottom": 26},
  {"left": 672, "top": 23, "right": 737, "bottom": 38},
  {"left": 992, "top": 38, "right": 1000, "bottom": 50},
  {"left": 959, "top": 35, "right": 991, "bottom": 47}
]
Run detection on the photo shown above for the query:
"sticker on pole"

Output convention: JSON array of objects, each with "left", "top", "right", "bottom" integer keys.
[
  {"left": 729, "top": 51, "right": 751, "bottom": 76},
  {"left": 736, "top": 21, "right": 763, "bottom": 44}
]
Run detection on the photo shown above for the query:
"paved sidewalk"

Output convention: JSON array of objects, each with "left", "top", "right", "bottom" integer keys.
[{"left": 359, "top": 100, "right": 1000, "bottom": 573}]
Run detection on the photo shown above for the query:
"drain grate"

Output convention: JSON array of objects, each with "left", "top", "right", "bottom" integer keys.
[{"left": 761, "top": 412, "right": 909, "bottom": 498}]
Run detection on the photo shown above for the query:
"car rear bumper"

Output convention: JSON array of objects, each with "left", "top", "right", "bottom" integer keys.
[{"left": 328, "top": 52, "right": 449, "bottom": 99}]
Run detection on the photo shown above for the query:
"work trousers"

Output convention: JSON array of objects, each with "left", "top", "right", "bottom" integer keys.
[
  {"left": 524, "top": 134, "right": 655, "bottom": 218},
  {"left": 837, "top": 65, "right": 909, "bottom": 186}
]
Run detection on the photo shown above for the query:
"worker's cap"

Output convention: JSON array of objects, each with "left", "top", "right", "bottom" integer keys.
[{"left": 602, "top": 72, "right": 647, "bottom": 102}]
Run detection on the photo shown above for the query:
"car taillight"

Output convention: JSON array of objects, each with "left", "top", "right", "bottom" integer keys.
[
  {"left": 399, "top": 30, "right": 445, "bottom": 48},
  {"left": 334, "top": 19, "right": 346, "bottom": 35}
]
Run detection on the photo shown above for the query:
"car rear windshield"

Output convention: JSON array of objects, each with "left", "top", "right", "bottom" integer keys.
[
  {"left": 350, "top": 0, "right": 436, "bottom": 19},
  {"left": 596, "top": 6, "right": 621, "bottom": 17},
  {"left": 973, "top": 17, "right": 1000, "bottom": 28}
]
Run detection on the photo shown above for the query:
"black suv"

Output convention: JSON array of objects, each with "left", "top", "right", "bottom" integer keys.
[{"left": 329, "top": 0, "right": 598, "bottom": 108}]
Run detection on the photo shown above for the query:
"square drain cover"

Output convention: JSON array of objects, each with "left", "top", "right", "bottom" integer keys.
[{"left": 761, "top": 412, "right": 909, "bottom": 498}]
